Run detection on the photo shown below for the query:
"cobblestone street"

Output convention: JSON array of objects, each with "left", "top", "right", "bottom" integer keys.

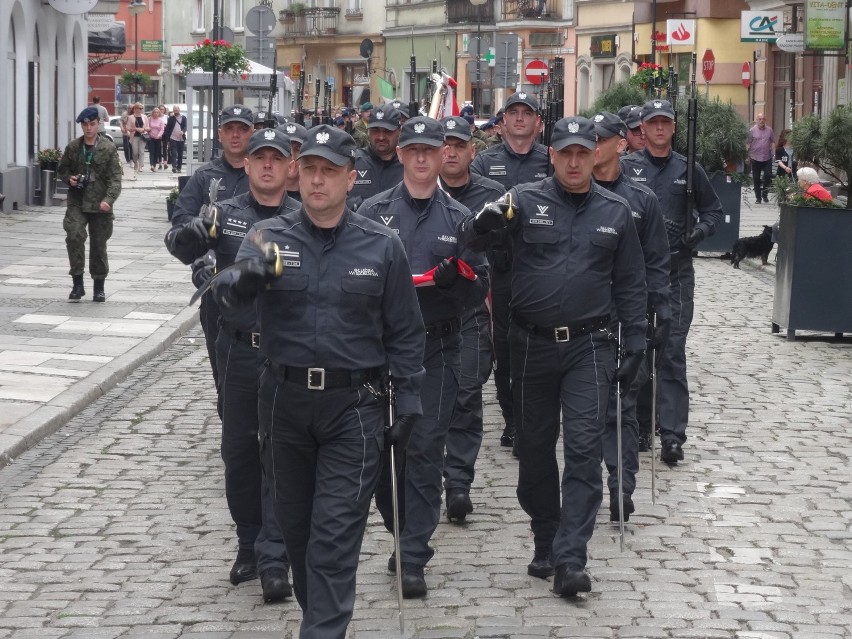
[{"left": 1, "top": 196, "right": 851, "bottom": 638}]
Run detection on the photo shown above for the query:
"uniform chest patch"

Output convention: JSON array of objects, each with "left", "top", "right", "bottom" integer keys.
[
  {"left": 223, "top": 217, "right": 248, "bottom": 238},
  {"left": 349, "top": 267, "right": 380, "bottom": 277},
  {"left": 488, "top": 164, "right": 507, "bottom": 177},
  {"left": 278, "top": 243, "right": 301, "bottom": 268},
  {"left": 596, "top": 226, "right": 618, "bottom": 235}
]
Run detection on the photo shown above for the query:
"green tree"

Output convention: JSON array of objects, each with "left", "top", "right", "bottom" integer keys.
[{"left": 580, "top": 82, "right": 645, "bottom": 118}]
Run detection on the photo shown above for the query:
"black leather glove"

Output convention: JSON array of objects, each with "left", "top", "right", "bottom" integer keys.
[
  {"left": 179, "top": 216, "right": 214, "bottom": 245},
  {"left": 233, "top": 257, "right": 279, "bottom": 298},
  {"left": 683, "top": 227, "right": 705, "bottom": 249},
  {"left": 616, "top": 350, "right": 645, "bottom": 393},
  {"left": 472, "top": 202, "right": 511, "bottom": 234},
  {"left": 384, "top": 414, "right": 416, "bottom": 452},
  {"left": 650, "top": 316, "right": 670, "bottom": 350},
  {"left": 432, "top": 258, "right": 459, "bottom": 289},
  {"left": 190, "top": 257, "right": 215, "bottom": 289}
]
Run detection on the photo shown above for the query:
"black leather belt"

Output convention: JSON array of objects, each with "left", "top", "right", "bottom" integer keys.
[
  {"left": 512, "top": 314, "right": 610, "bottom": 343},
  {"left": 267, "top": 362, "right": 382, "bottom": 391},
  {"left": 424, "top": 316, "right": 461, "bottom": 339}
]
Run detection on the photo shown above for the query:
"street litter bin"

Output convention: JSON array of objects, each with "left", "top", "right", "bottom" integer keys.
[{"left": 40, "top": 170, "right": 55, "bottom": 206}]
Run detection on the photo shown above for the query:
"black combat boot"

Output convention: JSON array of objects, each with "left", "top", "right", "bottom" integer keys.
[
  {"left": 68, "top": 275, "right": 85, "bottom": 301},
  {"left": 260, "top": 567, "right": 292, "bottom": 603},
  {"left": 93, "top": 279, "right": 105, "bottom": 303}
]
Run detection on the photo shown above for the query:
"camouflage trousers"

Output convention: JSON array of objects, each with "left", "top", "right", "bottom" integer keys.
[{"left": 63, "top": 207, "right": 114, "bottom": 279}]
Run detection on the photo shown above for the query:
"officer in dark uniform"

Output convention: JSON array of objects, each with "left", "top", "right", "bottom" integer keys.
[
  {"left": 617, "top": 105, "right": 645, "bottom": 154},
  {"left": 469, "top": 92, "right": 550, "bottom": 452},
  {"left": 57, "top": 106, "right": 123, "bottom": 303},
  {"left": 438, "top": 115, "right": 505, "bottom": 523},
  {"left": 346, "top": 103, "right": 403, "bottom": 211},
  {"left": 165, "top": 128, "right": 294, "bottom": 602},
  {"left": 460, "top": 116, "right": 647, "bottom": 597},
  {"left": 591, "top": 112, "right": 671, "bottom": 521},
  {"left": 357, "top": 116, "right": 489, "bottom": 598},
  {"left": 166, "top": 104, "right": 254, "bottom": 387},
  {"left": 621, "top": 100, "right": 723, "bottom": 464},
  {"left": 212, "top": 125, "right": 425, "bottom": 638}
]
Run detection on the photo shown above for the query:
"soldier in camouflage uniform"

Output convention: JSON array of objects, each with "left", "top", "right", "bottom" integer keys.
[
  {"left": 57, "top": 106, "right": 123, "bottom": 303},
  {"left": 352, "top": 101, "right": 373, "bottom": 148}
]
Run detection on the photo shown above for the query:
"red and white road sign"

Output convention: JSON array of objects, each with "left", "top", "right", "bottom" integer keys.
[
  {"left": 524, "top": 60, "right": 549, "bottom": 85},
  {"left": 702, "top": 49, "right": 715, "bottom": 82},
  {"left": 742, "top": 62, "right": 751, "bottom": 88}
]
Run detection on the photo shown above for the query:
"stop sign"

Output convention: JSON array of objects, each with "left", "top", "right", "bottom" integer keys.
[
  {"left": 742, "top": 62, "right": 751, "bottom": 88},
  {"left": 524, "top": 60, "right": 549, "bottom": 85},
  {"left": 701, "top": 49, "right": 715, "bottom": 82}
]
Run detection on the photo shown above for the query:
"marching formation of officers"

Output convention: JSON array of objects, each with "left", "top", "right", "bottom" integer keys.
[{"left": 165, "top": 90, "right": 722, "bottom": 638}]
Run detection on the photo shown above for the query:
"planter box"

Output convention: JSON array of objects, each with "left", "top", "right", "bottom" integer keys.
[
  {"left": 771, "top": 203, "right": 852, "bottom": 340},
  {"left": 696, "top": 172, "right": 741, "bottom": 253}
]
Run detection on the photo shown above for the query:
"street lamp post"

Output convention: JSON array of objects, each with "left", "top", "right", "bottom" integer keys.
[
  {"left": 128, "top": 0, "right": 146, "bottom": 106},
  {"left": 470, "top": 0, "right": 487, "bottom": 117}
]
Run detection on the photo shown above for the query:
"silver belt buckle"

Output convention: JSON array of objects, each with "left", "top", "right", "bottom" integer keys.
[
  {"left": 251, "top": 333, "right": 260, "bottom": 349},
  {"left": 307, "top": 367, "right": 325, "bottom": 390},
  {"left": 554, "top": 326, "right": 570, "bottom": 342}
]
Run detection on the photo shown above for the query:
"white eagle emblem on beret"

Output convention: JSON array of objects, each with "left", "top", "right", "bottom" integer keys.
[
  {"left": 376, "top": 111, "right": 385, "bottom": 119},
  {"left": 233, "top": 108, "right": 242, "bottom": 115},
  {"left": 316, "top": 132, "right": 330, "bottom": 144},
  {"left": 414, "top": 123, "right": 426, "bottom": 133},
  {"left": 568, "top": 122, "right": 580, "bottom": 133},
  {"left": 446, "top": 120, "right": 456, "bottom": 129},
  {"left": 593, "top": 114, "right": 604, "bottom": 122},
  {"left": 257, "top": 112, "right": 266, "bottom": 118},
  {"left": 392, "top": 101, "right": 401, "bottom": 108},
  {"left": 286, "top": 124, "right": 296, "bottom": 133},
  {"left": 654, "top": 101, "right": 663, "bottom": 108},
  {"left": 518, "top": 92, "right": 527, "bottom": 99},
  {"left": 263, "top": 130, "right": 276, "bottom": 140}
]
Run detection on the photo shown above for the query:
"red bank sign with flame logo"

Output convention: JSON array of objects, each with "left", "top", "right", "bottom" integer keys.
[{"left": 666, "top": 20, "right": 696, "bottom": 46}]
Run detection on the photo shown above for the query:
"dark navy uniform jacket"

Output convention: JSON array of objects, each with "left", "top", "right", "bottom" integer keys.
[
  {"left": 595, "top": 172, "right": 671, "bottom": 321},
  {"left": 620, "top": 147, "right": 723, "bottom": 259},
  {"left": 215, "top": 207, "right": 426, "bottom": 416},
  {"left": 346, "top": 147, "right": 403, "bottom": 212},
  {"left": 469, "top": 141, "right": 550, "bottom": 190},
  {"left": 460, "top": 178, "right": 648, "bottom": 353},
  {"left": 356, "top": 184, "right": 490, "bottom": 327},
  {"left": 439, "top": 172, "right": 506, "bottom": 214},
  {"left": 165, "top": 157, "right": 249, "bottom": 265}
]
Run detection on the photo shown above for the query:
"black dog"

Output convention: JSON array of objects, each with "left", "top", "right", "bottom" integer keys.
[{"left": 731, "top": 225, "right": 774, "bottom": 268}]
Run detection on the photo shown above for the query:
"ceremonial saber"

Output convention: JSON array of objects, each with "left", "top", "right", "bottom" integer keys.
[
  {"left": 650, "top": 313, "right": 657, "bottom": 505},
  {"left": 616, "top": 323, "right": 625, "bottom": 552},
  {"left": 387, "top": 381, "right": 404, "bottom": 633}
]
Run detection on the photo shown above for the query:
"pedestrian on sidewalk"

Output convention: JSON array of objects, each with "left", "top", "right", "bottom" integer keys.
[
  {"left": 57, "top": 106, "right": 123, "bottom": 303},
  {"left": 164, "top": 105, "right": 187, "bottom": 174},
  {"left": 459, "top": 116, "right": 647, "bottom": 598},
  {"left": 165, "top": 127, "right": 297, "bottom": 603},
  {"left": 125, "top": 102, "right": 149, "bottom": 175},
  {"left": 621, "top": 99, "right": 723, "bottom": 464},
  {"left": 147, "top": 107, "right": 166, "bottom": 171},
  {"left": 747, "top": 112, "right": 775, "bottom": 204},
  {"left": 119, "top": 105, "right": 133, "bottom": 165},
  {"left": 213, "top": 125, "right": 425, "bottom": 638}
]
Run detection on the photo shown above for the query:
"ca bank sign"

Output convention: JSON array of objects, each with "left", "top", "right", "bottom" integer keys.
[{"left": 741, "top": 11, "right": 780, "bottom": 43}]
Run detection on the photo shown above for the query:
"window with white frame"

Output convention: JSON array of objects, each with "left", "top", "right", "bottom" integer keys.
[
  {"left": 230, "top": 0, "right": 244, "bottom": 31},
  {"left": 193, "top": 0, "right": 205, "bottom": 33}
]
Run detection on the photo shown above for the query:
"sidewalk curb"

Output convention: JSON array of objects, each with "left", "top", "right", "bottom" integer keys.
[{"left": 0, "top": 303, "right": 200, "bottom": 469}]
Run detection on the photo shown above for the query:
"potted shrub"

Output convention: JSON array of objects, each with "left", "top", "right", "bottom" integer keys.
[
  {"left": 37, "top": 147, "right": 63, "bottom": 171},
  {"left": 771, "top": 104, "right": 852, "bottom": 340},
  {"left": 166, "top": 187, "right": 179, "bottom": 220}
]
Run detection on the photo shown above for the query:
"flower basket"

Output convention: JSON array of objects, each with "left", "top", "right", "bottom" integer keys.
[
  {"left": 628, "top": 62, "right": 669, "bottom": 96},
  {"left": 119, "top": 70, "right": 152, "bottom": 90},
  {"left": 176, "top": 39, "right": 251, "bottom": 79},
  {"left": 37, "top": 148, "right": 63, "bottom": 169}
]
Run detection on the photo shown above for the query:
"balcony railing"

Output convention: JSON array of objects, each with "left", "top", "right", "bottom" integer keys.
[
  {"left": 447, "top": 0, "right": 495, "bottom": 25},
  {"left": 279, "top": 7, "right": 341, "bottom": 36},
  {"left": 501, "top": 0, "right": 561, "bottom": 21}
]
